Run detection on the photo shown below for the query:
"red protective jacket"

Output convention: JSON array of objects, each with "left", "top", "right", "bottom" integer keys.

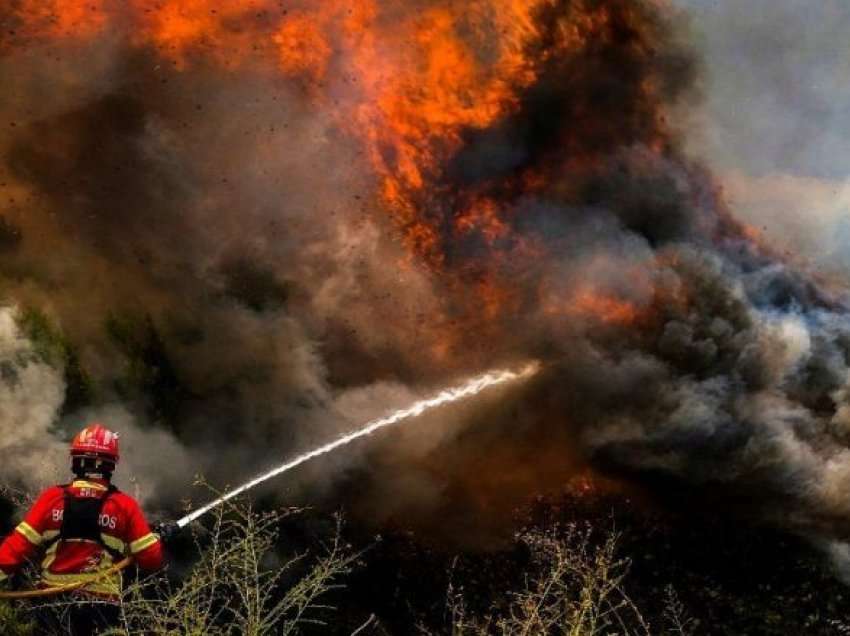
[{"left": 0, "top": 479, "right": 163, "bottom": 597}]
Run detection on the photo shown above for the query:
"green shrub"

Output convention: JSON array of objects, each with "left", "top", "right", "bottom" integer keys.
[{"left": 0, "top": 600, "right": 36, "bottom": 636}]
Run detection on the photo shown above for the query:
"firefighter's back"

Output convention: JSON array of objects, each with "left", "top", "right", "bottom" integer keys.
[
  {"left": 29, "top": 479, "right": 157, "bottom": 597},
  {"left": 0, "top": 424, "right": 164, "bottom": 635}
]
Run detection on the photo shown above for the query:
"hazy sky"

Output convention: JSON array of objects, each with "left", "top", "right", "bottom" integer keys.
[
  {"left": 677, "top": 0, "right": 850, "bottom": 272},
  {"left": 677, "top": 0, "right": 850, "bottom": 179}
]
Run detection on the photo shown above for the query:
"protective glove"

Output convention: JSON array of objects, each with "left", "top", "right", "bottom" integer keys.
[{"left": 154, "top": 520, "right": 181, "bottom": 544}]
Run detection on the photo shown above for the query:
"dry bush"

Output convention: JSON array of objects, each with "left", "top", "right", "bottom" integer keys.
[
  {"left": 110, "top": 499, "right": 357, "bottom": 636},
  {"left": 662, "top": 586, "right": 696, "bottom": 636},
  {"left": 72, "top": 493, "right": 358, "bottom": 636},
  {"left": 425, "top": 525, "right": 653, "bottom": 636}
]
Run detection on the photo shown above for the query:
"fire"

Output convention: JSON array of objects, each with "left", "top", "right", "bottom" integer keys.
[
  {"left": 273, "top": 13, "right": 331, "bottom": 82},
  {"left": 543, "top": 284, "right": 648, "bottom": 328},
  {"left": 5, "top": 0, "right": 107, "bottom": 43},
  {"left": 338, "top": 1, "right": 546, "bottom": 267},
  {"left": 132, "top": 0, "right": 286, "bottom": 70},
  {"left": 4, "top": 2, "right": 646, "bottom": 214},
  {"left": 3, "top": 0, "right": 696, "bottom": 355},
  {"left": 456, "top": 198, "right": 510, "bottom": 244},
  {"left": 571, "top": 289, "right": 644, "bottom": 326},
  {"left": 4, "top": 0, "right": 552, "bottom": 267}
]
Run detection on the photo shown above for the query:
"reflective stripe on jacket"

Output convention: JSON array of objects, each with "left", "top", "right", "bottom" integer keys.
[{"left": 0, "top": 479, "right": 163, "bottom": 597}]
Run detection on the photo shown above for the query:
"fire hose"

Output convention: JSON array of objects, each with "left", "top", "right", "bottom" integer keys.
[{"left": 0, "top": 556, "right": 134, "bottom": 600}]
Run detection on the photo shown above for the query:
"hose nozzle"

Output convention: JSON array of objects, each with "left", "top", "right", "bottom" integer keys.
[{"left": 154, "top": 520, "right": 180, "bottom": 543}]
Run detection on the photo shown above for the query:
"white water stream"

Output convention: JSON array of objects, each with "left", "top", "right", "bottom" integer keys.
[{"left": 176, "top": 363, "right": 538, "bottom": 527}]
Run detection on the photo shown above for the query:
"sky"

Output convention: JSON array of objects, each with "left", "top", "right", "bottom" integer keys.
[{"left": 676, "top": 0, "right": 850, "bottom": 273}]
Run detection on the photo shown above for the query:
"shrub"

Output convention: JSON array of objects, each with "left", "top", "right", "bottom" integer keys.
[
  {"left": 424, "top": 524, "right": 671, "bottom": 636},
  {"left": 113, "top": 500, "right": 357, "bottom": 636},
  {"left": 0, "top": 601, "right": 36, "bottom": 636}
]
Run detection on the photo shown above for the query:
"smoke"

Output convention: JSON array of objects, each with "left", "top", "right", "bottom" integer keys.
[
  {"left": 0, "top": 307, "right": 66, "bottom": 489},
  {"left": 2, "top": 0, "right": 850, "bottom": 553},
  {"left": 677, "top": 0, "right": 850, "bottom": 181},
  {"left": 676, "top": 0, "right": 850, "bottom": 277},
  {"left": 0, "top": 305, "right": 196, "bottom": 503}
]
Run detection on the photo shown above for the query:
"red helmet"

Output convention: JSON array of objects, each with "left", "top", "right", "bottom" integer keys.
[{"left": 70, "top": 423, "right": 120, "bottom": 463}]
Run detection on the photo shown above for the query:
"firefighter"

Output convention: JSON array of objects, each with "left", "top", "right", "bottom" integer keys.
[{"left": 0, "top": 423, "right": 164, "bottom": 634}]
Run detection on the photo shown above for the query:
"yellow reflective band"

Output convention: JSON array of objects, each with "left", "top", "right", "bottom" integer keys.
[
  {"left": 0, "top": 570, "right": 8, "bottom": 584},
  {"left": 16, "top": 522, "right": 43, "bottom": 546},
  {"left": 101, "top": 534, "right": 126, "bottom": 554},
  {"left": 71, "top": 480, "right": 108, "bottom": 491},
  {"left": 129, "top": 533, "right": 159, "bottom": 554},
  {"left": 41, "top": 538, "right": 60, "bottom": 571},
  {"left": 43, "top": 552, "right": 121, "bottom": 596}
]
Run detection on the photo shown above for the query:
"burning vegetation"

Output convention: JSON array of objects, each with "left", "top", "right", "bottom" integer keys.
[{"left": 2, "top": 0, "right": 850, "bottom": 632}]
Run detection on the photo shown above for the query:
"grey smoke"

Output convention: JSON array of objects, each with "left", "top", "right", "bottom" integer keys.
[
  {"left": 675, "top": 0, "right": 850, "bottom": 275},
  {"left": 0, "top": 307, "right": 66, "bottom": 490}
]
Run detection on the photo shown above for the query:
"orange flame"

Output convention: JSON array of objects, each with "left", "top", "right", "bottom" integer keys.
[
  {"left": 4, "top": 0, "right": 689, "bottom": 360},
  {"left": 3, "top": 1, "right": 648, "bottom": 260},
  {"left": 571, "top": 289, "right": 644, "bottom": 326},
  {"left": 6, "top": 0, "right": 108, "bottom": 43},
  {"left": 273, "top": 13, "right": 331, "bottom": 82}
]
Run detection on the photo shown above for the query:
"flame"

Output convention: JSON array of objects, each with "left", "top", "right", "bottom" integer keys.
[
  {"left": 456, "top": 198, "right": 510, "bottom": 244},
  {"left": 5, "top": 0, "right": 107, "bottom": 43},
  {"left": 570, "top": 289, "right": 645, "bottom": 326},
  {"left": 3, "top": 0, "right": 692, "bottom": 357},
  {"left": 3, "top": 0, "right": 540, "bottom": 244},
  {"left": 131, "top": 0, "right": 284, "bottom": 70},
  {"left": 3, "top": 1, "right": 653, "bottom": 226},
  {"left": 543, "top": 285, "right": 647, "bottom": 328},
  {"left": 273, "top": 13, "right": 331, "bottom": 82},
  {"left": 338, "top": 1, "right": 546, "bottom": 267}
]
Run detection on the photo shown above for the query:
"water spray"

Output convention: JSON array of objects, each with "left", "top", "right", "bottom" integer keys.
[{"left": 172, "top": 362, "right": 539, "bottom": 529}]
